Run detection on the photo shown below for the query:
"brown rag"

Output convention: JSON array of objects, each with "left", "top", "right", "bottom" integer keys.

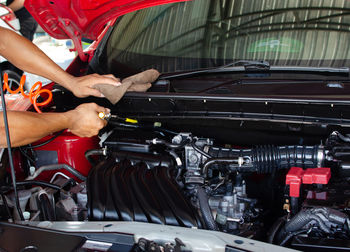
[{"left": 93, "top": 69, "right": 160, "bottom": 104}]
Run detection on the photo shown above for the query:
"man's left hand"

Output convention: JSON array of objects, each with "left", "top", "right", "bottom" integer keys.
[{"left": 68, "top": 73, "right": 121, "bottom": 98}]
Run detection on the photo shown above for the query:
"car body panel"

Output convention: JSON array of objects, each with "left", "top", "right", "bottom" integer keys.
[
  {"left": 24, "top": 0, "right": 188, "bottom": 60},
  {"left": 9, "top": 221, "right": 298, "bottom": 252},
  {"left": 4, "top": 1, "right": 349, "bottom": 252}
]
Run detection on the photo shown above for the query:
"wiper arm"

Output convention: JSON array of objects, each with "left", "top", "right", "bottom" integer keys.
[
  {"left": 161, "top": 60, "right": 270, "bottom": 80},
  {"left": 161, "top": 60, "right": 349, "bottom": 80},
  {"left": 234, "top": 60, "right": 270, "bottom": 71}
]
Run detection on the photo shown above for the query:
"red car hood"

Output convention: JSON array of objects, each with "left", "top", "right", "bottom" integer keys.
[{"left": 24, "top": 0, "right": 186, "bottom": 60}]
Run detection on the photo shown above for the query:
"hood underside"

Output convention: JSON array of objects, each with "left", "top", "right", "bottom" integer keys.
[
  {"left": 25, "top": 0, "right": 187, "bottom": 40},
  {"left": 24, "top": 0, "right": 186, "bottom": 60}
]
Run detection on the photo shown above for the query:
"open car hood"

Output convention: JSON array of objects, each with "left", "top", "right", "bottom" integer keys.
[{"left": 24, "top": 0, "right": 186, "bottom": 60}]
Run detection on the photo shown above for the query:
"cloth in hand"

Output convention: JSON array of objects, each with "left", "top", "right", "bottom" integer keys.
[{"left": 93, "top": 69, "right": 159, "bottom": 104}]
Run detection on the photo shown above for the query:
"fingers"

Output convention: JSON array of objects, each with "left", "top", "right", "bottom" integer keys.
[
  {"left": 88, "top": 103, "right": 110, "bottom": 128},
  {"left": 71, "top": 71, "right": 157, "bottom": 99},
  {"left": 70, "top": 74, "right": 122, "bottom": 98},
  {"left": 86, "top": 87, "right": 105, "bottom": 98},
  {"left": 85, "top": 75, "right": 122, "bottom": 97},
  {"left": 98, "top": 74, "right": 121, "bottom": 86},
  {"left": 67, "top": 103, "right": 109, "bottom": 137},
  {"left": 71, "top": 71, "right": 155, "bottom": 99},
  {"left": 94, "top": 104, "right": 110, "bottom": 115},
  {"left": 92, "top": 104, "right": 109, "bottom": 127},
  {"left": 104, "top": 74, "right": 121, "bottom": 83}
]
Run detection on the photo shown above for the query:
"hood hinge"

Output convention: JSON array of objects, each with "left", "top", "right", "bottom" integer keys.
[{"left": 57, "top": 18, "right": 88, "bottom": 62}]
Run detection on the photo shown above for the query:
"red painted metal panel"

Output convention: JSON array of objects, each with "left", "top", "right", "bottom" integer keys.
[
  {"left": 24, "top": 0, "right": 188, "bottom": 40},
  {"left": 33, "top": 132, "right": 99, "bottom": 182}
]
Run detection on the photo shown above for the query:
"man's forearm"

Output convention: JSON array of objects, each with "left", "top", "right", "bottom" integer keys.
[
  {"left": 0, "top": 27, "right": 74, "bottom": 90},
  {"left": 0, "top": 103, "right": 108, "bottom": 148},
  {"left": 0, "top": 111, "right": 70, "bottom": 147},
  {"left": 7, "top": 0, "right": 25, "bottom": 12}
]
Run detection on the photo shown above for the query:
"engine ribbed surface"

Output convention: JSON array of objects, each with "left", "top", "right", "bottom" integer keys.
[{"left": 87, "top": 156, "right": 202, "bottom": 228}]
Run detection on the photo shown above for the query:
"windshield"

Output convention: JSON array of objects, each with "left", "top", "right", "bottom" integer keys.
[{"left": 95, "top": 0, "right": 350, "bottom": 75}]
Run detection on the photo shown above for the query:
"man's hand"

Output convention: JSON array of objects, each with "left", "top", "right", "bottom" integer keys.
[
  {"left": 65, "top": 103, "right": 109, "bottom": 137},
  {"left": 67, "top": 74, "right": 121, "bottom": 98},
  {"left": 93, "top": 69, "right": 159, "bottom": 105},
  {"left": 1, "top": 103, "right": 110, "bottom": 147}
]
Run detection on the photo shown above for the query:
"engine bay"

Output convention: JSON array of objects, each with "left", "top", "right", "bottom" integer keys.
[{"left": 2, "top": 109, "right": 350, "bottom": 251}]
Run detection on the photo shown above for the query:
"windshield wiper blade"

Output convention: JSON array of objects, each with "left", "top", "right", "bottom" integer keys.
[
  {"left": 161, "top": 60, "right": 349, "bottom": 80},
  {"left": 268, "top": 66, "right": 349, "bottom": 73},
  {"left": 161, "top": 60, "right": 270, "bottom": 80}
]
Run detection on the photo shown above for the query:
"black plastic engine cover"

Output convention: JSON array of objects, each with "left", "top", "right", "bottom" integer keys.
[{"left": 87, "top": 154, "right": 203, "bottom": 228}]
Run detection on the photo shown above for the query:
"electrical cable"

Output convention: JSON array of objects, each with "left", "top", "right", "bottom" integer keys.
[
  {"left": 24, "top": 130, "right": 64, "bottom": 149},
  {"left": 18, "top": 147, "right": 35, "bottom": 165},
  {"left": 2, "top": 73, "right": 52, "bottom": 113},
  {"left": 191, "top": 141, "right": 212, "bottom": 158},
  {"left": 0, "top": 71, "right": 24, "bottom": 220},
  {"left": 1, "top": 180, "right": 61, "bottom": 191}
]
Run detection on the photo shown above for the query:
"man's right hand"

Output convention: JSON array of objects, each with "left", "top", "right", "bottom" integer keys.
[{"left": 65, "top": 103, "right": 109, "bottom": 137}]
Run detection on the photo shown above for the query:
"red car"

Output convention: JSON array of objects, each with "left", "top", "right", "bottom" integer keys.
[{"left": 1, "top": 0, "right": 350, "bottom": 251}]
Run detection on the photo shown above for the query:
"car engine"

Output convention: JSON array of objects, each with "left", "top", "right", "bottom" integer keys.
[{"left": 2, "top": 119, "right": 350, "bottom": 251}]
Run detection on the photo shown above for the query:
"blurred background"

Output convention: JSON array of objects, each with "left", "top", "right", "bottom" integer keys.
[{"left": 0, "top": 0, "right": 78, "bottom": 88}]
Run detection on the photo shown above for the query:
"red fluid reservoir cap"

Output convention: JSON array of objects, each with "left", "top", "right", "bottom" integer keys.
[
  {"left": 286, "top": 167, "right": 304, "bottom": 198},
  {"left": 302, "top": 168, "right": 331, "bottom": 185},
  {"left": 286, "top": 167, "right": 331, "bottom": 198}
]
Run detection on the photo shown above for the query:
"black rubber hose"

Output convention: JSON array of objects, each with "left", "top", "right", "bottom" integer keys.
[
  {"left": 196, "top": 186, "right": 218, "bottom": 231},
  {"left": 277, "top": 208, "right": 332, "bottom": 243},
  {"left": 85, "top": 149, "right": 105, "bottom": 166},
  {"left": 284, "top": 211, "right": 330, "bottom": 234},
  {"left": 207, "top": 145, "right": 322, "bottom": 173},
  {"left": 313, "top": 207, "right": 348, "bottom": 225},
  {"left": 252, "top": 145, "right": 321, "bottom": 173},
  {"left": 38, "top": 193, "right": 55, "bottom": 221},
  {"left": 28, "top": 164, "right": 86, "bottom": 181},
  {"left": 267, "top": 216, "right": 287, "bottom": 244}
]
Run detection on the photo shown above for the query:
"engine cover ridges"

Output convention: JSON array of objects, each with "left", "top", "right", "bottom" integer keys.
[{"left": 87, "top": 156, "right": 202, "bottom": 228}]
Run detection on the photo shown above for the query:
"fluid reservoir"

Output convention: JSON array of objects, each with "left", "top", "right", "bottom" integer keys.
[{"left": 32, "top": 131, "right": 99, "bottom": 182}]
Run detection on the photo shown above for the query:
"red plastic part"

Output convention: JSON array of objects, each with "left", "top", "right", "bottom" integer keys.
[
  {"left": 33, "top": 131, "right": 99, "bottom": 182},
  {"left": 302, "top": 168, "right": 331, "bottom": 184},
  {"left": 286, "top": 167, "right": 304, "bottom": 197},
  {"left": 286, "top": 167, "right": 331, "bottom": 198}
]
